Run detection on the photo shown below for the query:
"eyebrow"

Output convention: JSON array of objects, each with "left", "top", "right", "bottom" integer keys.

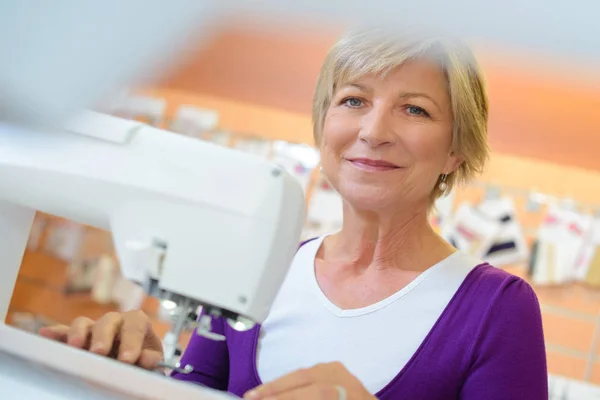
[{"left": 342, "top": 83, "right": 371, "bottom": 92}]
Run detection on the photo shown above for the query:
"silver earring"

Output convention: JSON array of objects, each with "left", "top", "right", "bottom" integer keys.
[{"left": 439, "top": 174, "right": 448, "bottom": 192}]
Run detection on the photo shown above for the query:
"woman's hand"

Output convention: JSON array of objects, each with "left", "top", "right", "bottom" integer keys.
[
  {"left": 38, "top": 310, "right": 164, "bottom": 370},
  {"left": 243, "top": 361, "right": 375, "bottom": 400}
]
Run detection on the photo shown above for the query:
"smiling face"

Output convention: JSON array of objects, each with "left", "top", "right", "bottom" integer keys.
[{"left": 320, "top": 57, "right": 462, "bottom": 212}]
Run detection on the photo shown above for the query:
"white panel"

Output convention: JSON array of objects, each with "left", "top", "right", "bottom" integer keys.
[{"left": 0, "top": 0, "right": 220, "bottom": 127}]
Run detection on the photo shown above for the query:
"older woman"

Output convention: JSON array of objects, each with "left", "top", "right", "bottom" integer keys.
[{"left": 40, "top": 29, "right": 547, "bottom": 399}]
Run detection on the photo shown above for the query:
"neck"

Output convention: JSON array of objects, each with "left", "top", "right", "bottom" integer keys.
[{"left": 326, "top": 201, "right": 452, "bottom": 272}]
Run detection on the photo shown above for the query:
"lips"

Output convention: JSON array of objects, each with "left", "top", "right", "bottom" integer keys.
[{"left": 346, "top": 158, "right": 401, "bottom": 172}]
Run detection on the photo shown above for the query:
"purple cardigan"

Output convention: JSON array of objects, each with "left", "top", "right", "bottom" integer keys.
[{"left": 172, "top": 263, "right": 548, "bottom": 399}]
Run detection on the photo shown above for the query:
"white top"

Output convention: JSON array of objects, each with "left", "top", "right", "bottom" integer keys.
[{"left": 256, "top": 235, "right": 480, "bottom": 393}]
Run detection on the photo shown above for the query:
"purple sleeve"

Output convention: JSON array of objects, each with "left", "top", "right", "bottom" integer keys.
[
  {"left": 170, "top": 316, "right": 230, "bottom": 390},
  {"left": 460, "top": 278, "right": 548, "bottom": 399}
]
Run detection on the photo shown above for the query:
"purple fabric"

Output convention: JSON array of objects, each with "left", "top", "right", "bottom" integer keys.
[{"left": 172, "top": 263, "right": 548, "bottom": 399}]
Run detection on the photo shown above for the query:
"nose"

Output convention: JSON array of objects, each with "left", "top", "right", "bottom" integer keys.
[{"left": 358, "top": 106, "right": 396, "bottom": 148}]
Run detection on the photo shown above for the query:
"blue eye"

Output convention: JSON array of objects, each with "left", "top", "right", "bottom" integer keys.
[
  {"left": 343, "top": 97, "right": 363, "bottom": 108},
  {"left": 406, "top": 105, "right": 429, "bottom": 117}
]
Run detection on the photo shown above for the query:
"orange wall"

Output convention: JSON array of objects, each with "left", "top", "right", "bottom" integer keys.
[{"left": 158, "top": 25, "right": 600, "bottom": 172}]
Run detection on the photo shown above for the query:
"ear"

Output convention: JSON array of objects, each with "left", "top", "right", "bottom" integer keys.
[{"left": 442, "top": 151, "right": 464, "bottom": 175}]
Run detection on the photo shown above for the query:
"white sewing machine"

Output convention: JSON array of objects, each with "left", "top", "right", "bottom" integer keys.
[{"left": 0, "top": 110, "right": 306, "bottom": 399}]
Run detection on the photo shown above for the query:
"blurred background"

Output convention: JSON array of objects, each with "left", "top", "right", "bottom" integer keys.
[{"left": 7, "top": 14, "right": 600, "bottom": 398}]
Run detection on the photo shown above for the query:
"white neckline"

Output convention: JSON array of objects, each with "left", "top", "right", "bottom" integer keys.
[{"left": 306, "top": 235, "right": 461, "bottom": 318}]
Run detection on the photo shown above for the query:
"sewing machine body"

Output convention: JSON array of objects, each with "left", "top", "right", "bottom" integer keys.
[
  {"left": 0, "top": 328, "right": 236, "bottom": 400},
  {"left": 0, "top": 111, "right": 306, "bottom": 399}
]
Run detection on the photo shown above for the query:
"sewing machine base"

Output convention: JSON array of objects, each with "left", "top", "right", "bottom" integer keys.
[{"left": 0, "top": 324, "right": 237, "bottom": 399}]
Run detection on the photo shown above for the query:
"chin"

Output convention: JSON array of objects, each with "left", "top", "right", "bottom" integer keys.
[{"left": 337, "top": 184, "right": 398, "bottom": 212}]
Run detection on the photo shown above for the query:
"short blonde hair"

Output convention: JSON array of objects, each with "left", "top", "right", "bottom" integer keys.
[{"left": 312, "top": 29, "right": 489, "bottom": 201}]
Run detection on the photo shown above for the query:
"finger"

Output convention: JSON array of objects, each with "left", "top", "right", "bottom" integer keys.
[
  {"left": 137, "top": 349, "right": 163, "bottom": 370},
  {"left": 118, "top": 310, "right": 150, "bottom": 363},
  {"left": 90, "top": 312, "right": 123, "bottom": 356},
  {"left": 262, "top": 384, "right": 338, "bottom": 400},
  {"left": 244, "top": 368, "right": 315, "bottom": 399},
  {"left": 39, "top": 325, "right": 70, "bottom": 342},
  {"left": 67, "top": 317, "right": 94, "bottom": 348}
]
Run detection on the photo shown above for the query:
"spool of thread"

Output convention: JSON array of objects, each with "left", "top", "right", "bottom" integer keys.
[{"left": 91, "top": 255, "right": 117, "bottom": 304}]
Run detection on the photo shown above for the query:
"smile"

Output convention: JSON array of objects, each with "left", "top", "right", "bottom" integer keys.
[{"left": 346, "top": 158, "right": 401, "bottom": 172}]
